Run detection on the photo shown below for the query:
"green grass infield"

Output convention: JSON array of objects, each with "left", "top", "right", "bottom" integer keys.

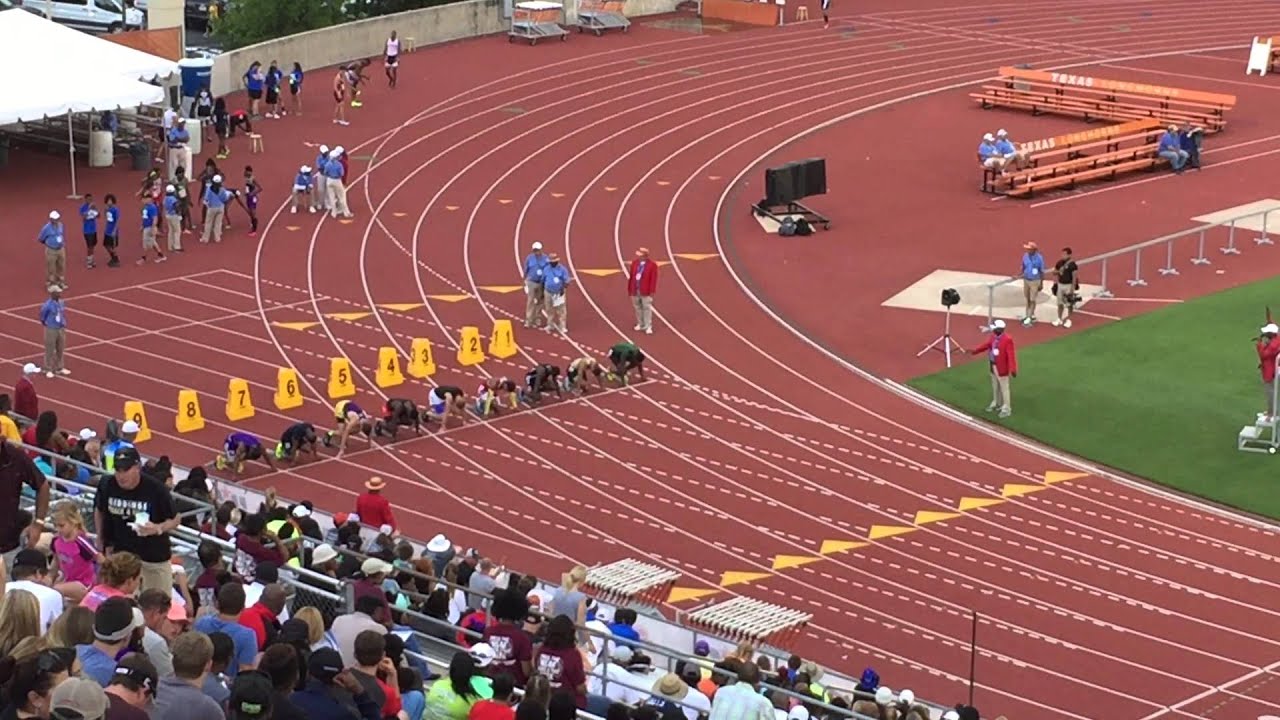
[{"left": 909, "top": 278, "right": 1280, "bottom": 519}]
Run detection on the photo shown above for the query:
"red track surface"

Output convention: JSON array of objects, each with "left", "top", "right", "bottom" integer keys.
[{"left": 5, "top": 2, "right": 1280, "bottom": 718}]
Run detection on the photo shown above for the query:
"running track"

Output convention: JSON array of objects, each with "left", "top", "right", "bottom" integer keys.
[{"left": 6, "top": 2, "right": 1280, "bottom": 718}]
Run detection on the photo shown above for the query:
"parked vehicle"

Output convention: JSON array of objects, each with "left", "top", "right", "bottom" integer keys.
[{"left": 19, "top": 0, "right": 143, "bottom": 33}]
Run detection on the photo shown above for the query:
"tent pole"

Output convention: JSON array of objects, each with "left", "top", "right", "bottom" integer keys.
[{"left": 66, "top": 112, "right": 80, "bottom": 200}]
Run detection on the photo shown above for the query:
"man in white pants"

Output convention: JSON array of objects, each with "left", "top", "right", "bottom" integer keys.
[
  {"left": 627, "top": 247, "right": 658, "bottom": 335},
  {"left": 323, "top": 148, "right": 352, "bottom": 218},
  {"left": 165, "top": 118, "right": 192, "bottom": 184},
  {"left": 313, "top": 145, "right": 330, "bottom": 213}
]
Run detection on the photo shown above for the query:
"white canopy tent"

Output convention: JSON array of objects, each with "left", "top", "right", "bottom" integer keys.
[{"left": 0, "top": 9, "right": 178, "bottom": 195}]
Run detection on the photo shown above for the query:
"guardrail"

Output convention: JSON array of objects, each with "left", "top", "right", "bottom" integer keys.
[
  {"left": 6, "top": 417, "right": 953, "bottom": 719},
  {"left": 978, "top": 206, "right": 1277, "bottom": 327}
]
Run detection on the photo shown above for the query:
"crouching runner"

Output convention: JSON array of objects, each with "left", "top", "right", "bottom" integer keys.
[
  {"left": 424, "top": 384, "right": 469, "bottom": 430},
  {"left": 563, "top": 356, "right": 606, "bottom": 395},
  {"left": 474, "top": 377, "right": 520, "bottom": 417},
  {"left": 376, "top": 397, "right": 422, "bottom": 439},
  {"left": 608, "top": 342, "right": 647, "bottom": 385},
  {"left": 276, "top": 422, "right": 319, "bottom": 465},
  {"left": 215, "top": 431, "right": 278, "bottom": 476},
  {"left": 524, "top": 363, "right": 563, "bottom": 405},
  {"left": 324, "top": 399, "right": 375, "bottom": 455}
]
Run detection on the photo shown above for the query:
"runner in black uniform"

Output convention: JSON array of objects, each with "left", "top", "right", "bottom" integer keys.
[
  {"left": 376, "top": 398, "right": 422, "bottom": 439},
  {"left": 563, "top": 356, "right": 606, "bottom": 395},
  {"left": 276, "top": 422, "right": 319, "bottom": 464},
  {"left": 608, "top": 342, "right": 646, "bottom": 384},
  {"left": 474, "top": 377, "right": 520, "bottom": 417},
  {"left": 524, "top": 364, "right": 563, "bottom": 405}
]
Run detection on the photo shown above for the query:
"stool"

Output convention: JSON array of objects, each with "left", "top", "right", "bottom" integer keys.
[
  {"left": 403, "top": 37, "right": 416, "bottom": 52},
  {"left": 248, "top": 133, "right": 263, "bottom": 154},
  {"left": 795, "top": 5, "right": 808, "bottom": 20}
]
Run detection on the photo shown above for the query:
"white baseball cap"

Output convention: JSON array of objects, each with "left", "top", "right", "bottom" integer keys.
[
  {"left": 165, "top": 184, "right": 175, "bottom": 193},
  {"left": 291, "top": 504, "right": 311, "bottom": 519},
  {"left": 48, "top": 210, "right": 60, "bottom": 220},
  {"left": 300, "top": 165, "right": 311, "bottom": 173},
  {"left": 469, "top": 643, "right": 496, "bottom": 668},
  {"left": 121, "top": 420, "right": 141, "bottom": 434},
  {"left": 212, "top": 174, "right": 222, "bottom": 183},
  {"left": 22, "top": 363, "right": 39, "bottom": 374},
  {"left": 982, "top": 133, "right": 994, "bottom": 142},
  {"left": 942, "top": 713, "right": 960, "bottom": 720},
  {"left": 78, "top": 428, "right": 98, "bottom": 441},
  {"left": 992, "top": 319, "right": 1006, "bottom": 330},
  {"left": 532, "top": 241, "right": 543, "bottom": 250},
  {"left": 334, "top": 145, "right": 345, "bottom": 154},
  {"left": 319, "top": 144, "right": 329, "bottom": 153},
  {"left": 1263, "top": 324, "right": 1278, "bottom": 335},
  {"left": 874, "top": 687, "right": 894, "bottom": 705},
  {"left": 311, "top": 543, "right": 338, "bottom": 566},
  {"left": 329, "top": 149, "right": 341, "bottom": 158},
  {"left": 898, "top": 690, "right": 915, "bottom": 705},
  {"left": 996, "top": 128, "right": 1008, "bottom": 137},
  {"left": 379, "top": 524, "right": 393, "bottom": 535}
]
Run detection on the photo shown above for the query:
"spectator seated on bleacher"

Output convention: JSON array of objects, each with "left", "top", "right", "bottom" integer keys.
[
  {"left": 977, "top": 133, "right": 1007, "bottom": 175},
  {"left": 1157, "top": 124, "right": 1189, "bottom": 173},
  {"left": 424, "top": 648, "right": 495, "bottom": 720},
  {"left": 1180, "top": 122, "right": 1203, "bottom": 169},
  {"left": 993, "top": 129, "right": 1029, "bottom": 171}
]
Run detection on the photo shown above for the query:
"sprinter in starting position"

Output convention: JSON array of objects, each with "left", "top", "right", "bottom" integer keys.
[
  {"left": 475, "top": 377, "right": 520, "bottom": 417},
  {"left": 424, "top": 384, "right": 469, "bottom": 430},
  {"left": 563, "top": 356, "right": 607, "bottom": 395},
  {"left": 377, "top": 398, "right": 422, "bottom": 439},
  {"left": 275, "top": 422, "right": 320, "bottom": 465},
  {"left": 608, "top": 342, "right": 647, "bottom": 385},
  {"left": 524, "top": 363, "right": 563, "bottom": 405},
  {"left": 215, "top": 431, "right": 278, "bottom": 476},
  {"left": 325, "top": 399, "right": 375, "bottom": 455}
]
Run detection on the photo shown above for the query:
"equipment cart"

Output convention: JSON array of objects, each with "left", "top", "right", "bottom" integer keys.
[
  {"left": 509, "top": 1, "right": 569, "bottom": 44},
  {"left": 576, "top": 0, "right": 630, "bottom": 34}
]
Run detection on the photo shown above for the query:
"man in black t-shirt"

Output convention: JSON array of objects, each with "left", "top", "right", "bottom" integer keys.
[
  {"left": 94, "top": 447, "right": 180, "bottom": 593},
  {"left": 0, "top": 441, "right": 48, "bottom": 565},
  {"left": 1051, "top": 246, "right": 1080, "bottom": 329}
]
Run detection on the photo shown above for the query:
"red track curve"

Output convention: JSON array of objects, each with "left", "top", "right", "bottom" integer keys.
[{"left": 5, "top": 2, "right": 1280, "bottom": 719}]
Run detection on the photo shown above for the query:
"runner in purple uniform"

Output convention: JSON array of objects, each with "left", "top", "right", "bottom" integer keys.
[{"left": 215, "top": 431, "right": 277, "bottom": 476}]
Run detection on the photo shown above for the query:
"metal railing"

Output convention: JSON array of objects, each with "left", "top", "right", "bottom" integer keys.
[
  {"left": 5, "top": 419, "right": 951, "bottom": 718},
  {"left": 979, "top": 206, "right": 1277, "bottom": 327}
]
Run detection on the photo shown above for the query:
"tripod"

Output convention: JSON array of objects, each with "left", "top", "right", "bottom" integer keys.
[{"left": 917, "top": 304, "right": 966, "bottom": 368}]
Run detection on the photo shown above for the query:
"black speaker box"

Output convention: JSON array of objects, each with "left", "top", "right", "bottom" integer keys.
[{"left": 764, "top": 159, "right": 826, "bottom": 205}]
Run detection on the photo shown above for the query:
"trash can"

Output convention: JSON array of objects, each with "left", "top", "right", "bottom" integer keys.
[
  {"left": 129, "top": 142, "right": 152, "bottom": 171},
  {"left": 88, "top": 131, "right": 114, "bottom": 168}
]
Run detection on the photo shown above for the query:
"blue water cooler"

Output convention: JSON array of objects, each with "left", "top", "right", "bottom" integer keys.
[{"left": 177, "top": 58, "right": 214, "bottom": 116}]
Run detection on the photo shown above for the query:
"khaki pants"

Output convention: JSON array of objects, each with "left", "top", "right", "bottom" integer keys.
[
  {"left": 544, "top": 292, "right": 566, "bottom": 332},
  {"left": 524, "top": 281, "right": 545, "bottom": 327},
  {"left": 632, "top": 295, "right": 654, "bottom": 331},
  {"left": 201, "top": 206, "right": 225, "bottom": 243},
  {"left": 141, "top": 227, "right": 159, "bottom": 252},
  {"left": 989, "top": 366, "right": 1011, "bottom": 413},
  {"left": 326, "top": 178, "right": 350, "bottom": 217},
  {"left": 167, "top": 146, "right": 191, "bottom": 182},
  {"left": 45, "top": 247, "right": 66, "bottom": 288},
  {"left": 140, "top": 560, "right": 173, "bottom": 593},
  {"left": 314, "top": 176, "right": 328, "bottom": 210},
  {"left": 166, "top": 214, "right": 182, "bottom": 251},
  {"left": 43, "top": 328, "right": 65, "bottom": 373}
]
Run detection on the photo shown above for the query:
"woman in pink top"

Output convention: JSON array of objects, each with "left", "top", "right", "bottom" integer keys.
[
  {"left": 80, "top": 551, "right": 142, "bottom": 610},
  {"left": 51, "top": 502, "right": 102, "bottom": 599}
]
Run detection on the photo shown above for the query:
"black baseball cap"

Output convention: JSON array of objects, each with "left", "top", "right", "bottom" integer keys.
[
  {"left": 308, "top": 648, "right": 344, "bottom": 683},
  {"left": 94, "top": 597, "right": 143, "bottom": 643},
  {"left": 229, "top": 671, "right": 273, "bottom": 720},
  {"left": 13, "top": 549, "right": 48, "bottom": 573},
  {"left": 114, "top": 447, "right": 142, "bottom": 471}
]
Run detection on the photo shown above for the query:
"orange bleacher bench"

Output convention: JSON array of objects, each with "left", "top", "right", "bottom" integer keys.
[
  {"left": 971, "top": 66, "right": 1236, "bottom": 133},
  {"left": 982, "top": 118, "right": 1167, "bottom": 197}
]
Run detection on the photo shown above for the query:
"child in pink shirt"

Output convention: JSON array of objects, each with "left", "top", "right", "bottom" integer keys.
[{"left": 51, "top": 501, "right": 102, "bottom": 603}]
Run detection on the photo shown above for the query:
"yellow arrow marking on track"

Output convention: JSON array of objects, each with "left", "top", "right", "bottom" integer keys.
[
  {"left": 427, "top": 294, "right": 472, "bottom": 303},
  {"left": 674, "top": 253, "right": 719, "bottom": 261},
  {"left": 272, "top": 321, "right": 320, "bottom": 331},
  {"left": 820, "top": 540, "right": 868, "bottom": 554},
  {"left": 720, "top": 571, "right": 771, "bottom": 587},
  {"left": 868, "top": 525, "right": 917, "bottom": 540},
  {"left": 325, "top": 312, "right": 371, "bottom": 321},
  {"left": 392, "top": 212, "right": 408, "bottom": 218},
  {"left": 1045, "top": 471, "right": 1089, "bottom": 484},
  {"left": 957, "top": 496, "right": 1005, "bottom": 511},
  {"left": 772, "top": 555, "right": 821, "bottom": 570},
  {"left": 285, "top": 226, "right": 300, "bottom": 231},
  {"left": 668, "top": 587, "right": 718, "bottom": 603},
  {"left": 914, "top": 510, "right": 962, "bottom": 525},
  {"left": 445, "top": 206, "right": 460, "bottom": 211},
  {"left": 378, "top": 303, "right": 424, "bottom": 312},
  {"left": 1001, "top": 483, "right": 1047, "bottom": 498},
  {"left": 479, "top": 286, "right": 525, "bottom": 294}
]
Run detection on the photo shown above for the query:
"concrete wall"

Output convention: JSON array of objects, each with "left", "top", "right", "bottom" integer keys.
[{"left": 211, "top": 0, "right": 678, "bottom": 96}]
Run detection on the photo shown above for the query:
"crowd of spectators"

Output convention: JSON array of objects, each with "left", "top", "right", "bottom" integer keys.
[{"left": 0, "top": 376, "right": 986, "bottom": 720}]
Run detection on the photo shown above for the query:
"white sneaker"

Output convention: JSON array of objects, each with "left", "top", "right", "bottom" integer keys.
[
  {"left": 998, "top": 409, "right": 1012, "bottom": 418},
  {"left": 58, "top": 369, "right": 70, "bottom": 376},
  {"left": 290, "top": 207, "right": 297, "bottom": 214},
  {"left": 645, "top": 327, "right": 653, "bottom": 335},
  {"left": 45, "top": 371, "right": 54, "bottom": 379},
  {"left": 309, "top": 207, "right": 317, "bottom": 214},
  {"left": 634, "top": 324, "right": 643, "bottom": 331},
  {"left": 1064, "top": 318, "right": 1073, "bottom": 328},
  {"left": 1051, "top": 319, "right": 1061, "bottom": 327},
  {"left": 986, "top": 403, "right": 998, "bottom": 412}
]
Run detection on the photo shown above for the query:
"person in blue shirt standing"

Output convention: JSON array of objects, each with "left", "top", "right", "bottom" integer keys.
[
  {"left": 38, "top": 210, "right": 67, "bottom": 291},
  {"left": 39, "top": 285, "right": 69, "bottom": 378},
  {"left": 166, "top": 117, "right": 191, "bottom": 184},
  {"left": 265, "top": 60, "right": 284, "bottom": 118},
  {"left": 79, "top": 195, "right": 99, "bottom": 270},
  {"left": 1157, "top": 124, "right": 1188, "bottom": 173},
  {"left": 523, "top": 241, "right": 549, "bottom": 328},
  {"left": 243, "top": 61, "right": 265, "bottom": 118},
  {"left": 163, "top": 185, "right": 183, "bottom": 253},
  {"left": 102, "top": 194, "right": 121, "bottom": 268},
  {"left": 201, "top": 175, "right": 235, "bottom": 244},
  {"left": 322, "top": 149, "right": 351, "bottom": 218},
  {"left": 541, "top": 252, "right": 572, "bottom": 334},
  {"left": 138, "top": 195, "right": 166, "bottom": 265},
  {"left": 1019, "top": 241, "right": 1046, "bottom": 326}
]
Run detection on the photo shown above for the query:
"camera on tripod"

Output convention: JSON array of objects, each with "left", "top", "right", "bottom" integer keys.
[{"left": 941, "top": 288, "right": 960, "bottom": 307}]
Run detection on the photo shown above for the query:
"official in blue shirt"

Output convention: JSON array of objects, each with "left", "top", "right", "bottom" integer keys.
[
  {"left": 1157, "top": 124, "right": 1188, "bottom": 172},
  {"left": 541, "top": 252, "right": 571, "bottom": 334},
  {"left": 39, "top": 285, "right": 69, "bottom": 378},
  {"left": 322, "top": 148, "right": 352, "bottom": 218},
  {"left": 292, "top": 164, "right": 314, "bottom": 214},
  {"left": 993, "top": 129, "right": 1028, "bottom": 171},
  {"left": 38, "top": 210, "right": 67, "bottom": 291},
  {"left": 201, "top": 174, "right": 235, "bottom": 244},
  {"left": 1020, "top": 241, "right": 1046, "bottom": 326},
  {"left": 80, "top": 195, "right": 99, "bottom": 269},
  {"left": 163, "top": 185, "right": 183, "bottom": 253},
  {"left": 523, "top": 241, "right": 549, "bottom": 328},
  {"left": 166, "top": 117, "right": 191, "bottom": 185},
  {"left": 313, "top": 145, "right": 331, "bottom": 212},
  {"left": 977, "top": 132, "right": 1004, "bottom": 174}
]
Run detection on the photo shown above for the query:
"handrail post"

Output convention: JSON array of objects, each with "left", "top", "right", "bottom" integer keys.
[
  {"left": 1127, "top": 247, "right": 1148, "bottom": 287},
  {"left": 1256, "top": 209, "right": 1274, "bottom": 246},
  {"left": 1097, "top": 257, "right": 1112, "bottom": 298},
  {"left": 1191, "top": 228, "right": 1211, "bottom": 266},
  {"left": 986, "top": 284, "right": 995, "bottom": 329},
  {"left": 1221, "top": 219, "right": 1241, "bottom": 255},
  {"left": 1158, "top": 237, "right": 1179, "bottom": 276}
]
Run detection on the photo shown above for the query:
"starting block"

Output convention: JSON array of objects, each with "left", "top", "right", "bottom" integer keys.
[
  {"left": 376, "top": 346, "right": 405, "bottom": 388},
  {"left": 121, "top": 400, "right": 152, "bottom": 443},
  {"left": 175, "top": 390, "right": 205, "bottom": 433},
  {"left": 1247, "top": 36, "right": 1273, "bottom": 76},
  {"left": 226, "top": 378, "right": 255, "bottom": 421},
  {"left": 488, "top": 319, "right": 519, "bottom": 359},
  {"left": 328, "top": 357, "right": 356, "bottom": 399},
  {"left": 408, "top": 338, "right": 437, "bottom": 378},
  {"left": 274, "top": 368, "right": 304, "bottom": 410},
  {"left": 457, "top": 326, "right": 486, "bottom": 366}
]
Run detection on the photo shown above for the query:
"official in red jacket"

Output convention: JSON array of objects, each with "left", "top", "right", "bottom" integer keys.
[
  {"left": 627, "top": 247, "right": 659, "bottom": 335},
  {"left": 1258, "top": 323, "right": 1280, "bottom": 420},
  {"left": 970, "top": 319, "right": 1017, "bottom": 418},
  {"left": 355, "top": 476, "right": 397, "bottom": 531}
]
